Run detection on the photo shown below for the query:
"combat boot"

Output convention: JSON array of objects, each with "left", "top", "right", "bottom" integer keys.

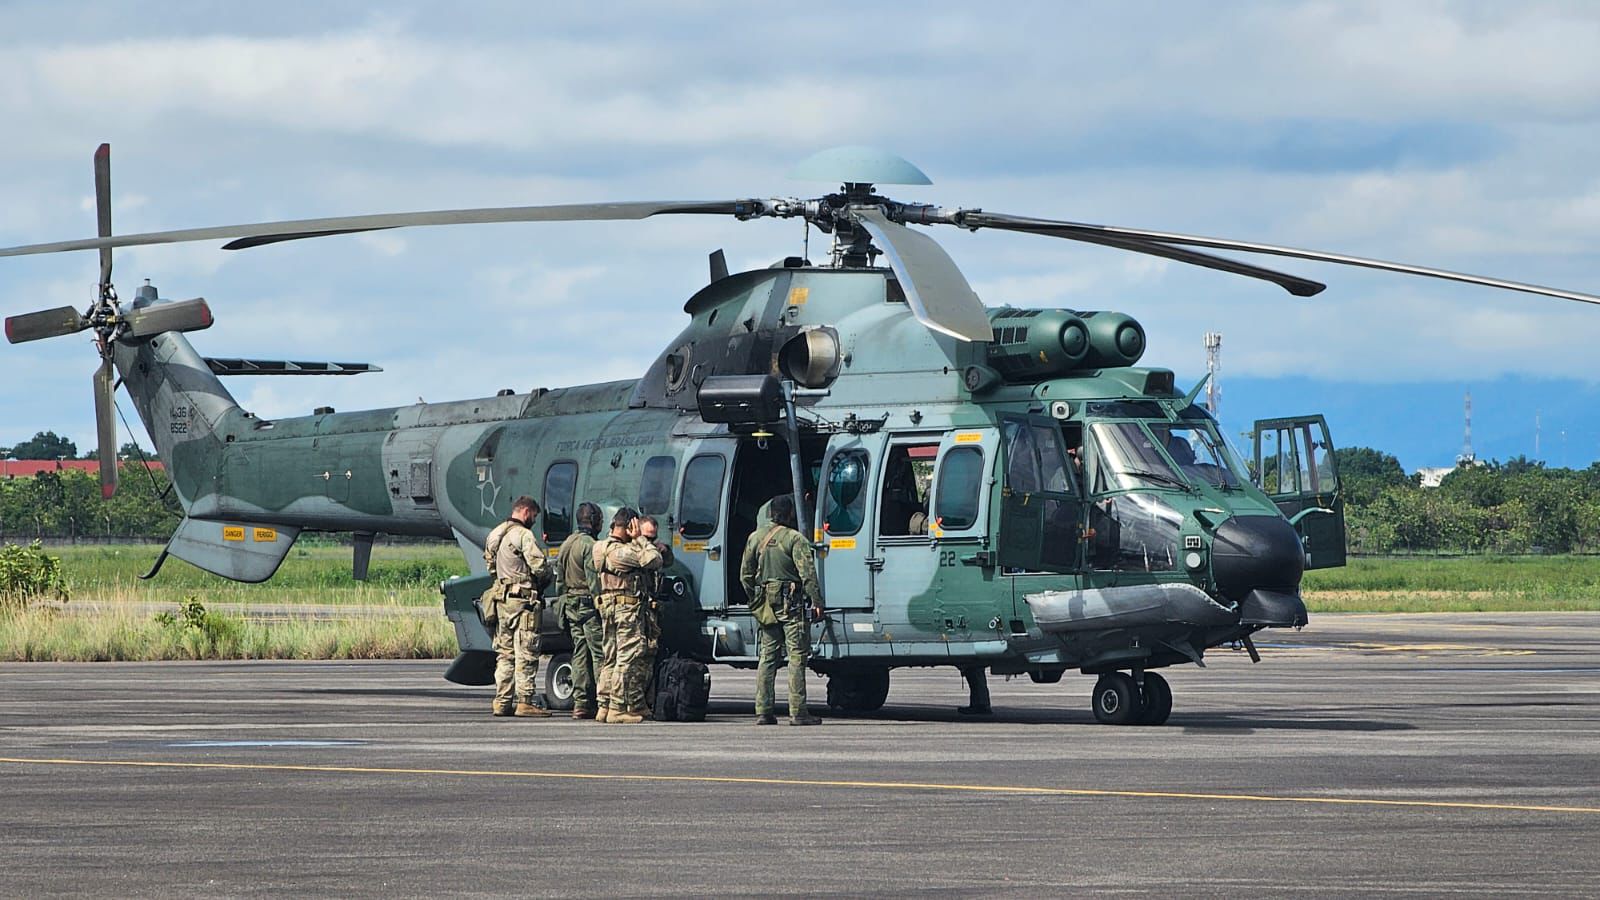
[
  {"left": 515, "top": 702, "right": 552, "bottom": 718},
  {"left": 789, "top": 713, "right": 822, "bottom": 726},
  {"left": 610, "top": 710, "right": 645, "bottom": 724},
  {"left": 572, "top": 707, "right": 596, "bottom": 720},
  {"left": 492, "top": 705, "right": 515, "bottom": 717},
  {"left": 755, "top": 712, "right": 778, "bottom": 725}
]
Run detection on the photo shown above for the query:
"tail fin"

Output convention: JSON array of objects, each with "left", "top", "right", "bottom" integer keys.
[{"left": 112, "top": 283, "right": 244, "bottom": 516}]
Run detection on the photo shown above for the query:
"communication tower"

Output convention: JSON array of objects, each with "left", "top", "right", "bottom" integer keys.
[
  {"left": 1203, "top": 331, "right": 1222, "bottom": 416},
  {"left": 1457, "top": 390, "right": 1475, "bottom": 466}
]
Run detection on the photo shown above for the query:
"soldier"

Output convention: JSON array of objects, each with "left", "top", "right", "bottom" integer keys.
[
  {"left": 740, "top": 494, "right": 823, "bottom": 726},
  {"left": 484, "top": 495, "right": 553, "bottom": 718},
  {"left": 593, "top": 506, "right": 662, "bottom": 724},
  {"left": 555, "top": 502, "right": 604, "bottom": 720},
  {"left": 636, "top": 514, "right": 675, "bottom": 705}
]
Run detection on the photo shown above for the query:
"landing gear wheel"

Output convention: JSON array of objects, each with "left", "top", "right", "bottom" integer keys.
[
  {"left": 1136, "top": 671, "right": 1172, "bottom": 726},
  {"left": 826, "top": 668, "right": 891, "bottom": 712},
  {"left": 1091, "top": 672, "right": 1144, "bottom": 725},
  {"left": 542, "top": 652, "right": 574, "bottom": 711}
]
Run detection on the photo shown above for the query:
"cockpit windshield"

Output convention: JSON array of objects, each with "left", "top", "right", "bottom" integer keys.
[
  {"left": 1087, "top": 410, "right": 1248, "bottom": 494},
  {"left": 1090, "top": 422, "right": 1191, "bottom": 493},
  {"left": 1149, "top": 423, "right": 1243, "bottom": 490}
]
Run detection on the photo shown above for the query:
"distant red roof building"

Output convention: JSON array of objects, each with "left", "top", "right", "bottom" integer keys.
[{"left": 1, "top": 459, "right": 164, "bottom": 478}]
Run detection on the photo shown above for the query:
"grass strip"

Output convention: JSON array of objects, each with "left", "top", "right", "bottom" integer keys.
[{"left": 0, "top": 604, "right": 455, "bottom": 662}]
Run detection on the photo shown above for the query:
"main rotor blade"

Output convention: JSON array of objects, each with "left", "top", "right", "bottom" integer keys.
[
  {"left": 0, "top": 201, "right": 747, "bottom": 258},
  {"left": 855, "top": 208, "right": 992, "bottom": 342},
  {"left": 967, "top": 214, "right": 1325, "bottom": 297},
  {"left": 5, "top": 305, "right": 88, "bottom": 344},
  {"left": 961, "top": 211, "right": 1600, "bottom": 306},
  {"left": 122, "top": 298, "right": 214, "bottom": 339},
  {"left": 94, "top": 143, "right": 112, "bottom": 285},
  {"left": 93, "top": 357, "right": 118, "bottom": 500}
]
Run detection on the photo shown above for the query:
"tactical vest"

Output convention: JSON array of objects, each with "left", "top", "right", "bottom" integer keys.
[
  {"left": 486, "top": 519, "right": 540, "bottom": 597},
  {"left": 596, "top": 537, "right": 651, "bottom": 598}
]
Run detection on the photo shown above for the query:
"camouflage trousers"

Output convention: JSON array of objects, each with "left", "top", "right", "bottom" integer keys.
[
  {"left": 492, "top": 598, "right": 542, "bottom": 711},
  {"left": 612, "top": 597, "right": 661, "bottom": 713},
  {"left": 596, "top": 593, "right": 619, "bottom": 712},
  {"left": 563, "top": 597, "right": 604, "bottom": 712},
  {"left": 755, "top": 614, "right": 810, "bottom": 718}
]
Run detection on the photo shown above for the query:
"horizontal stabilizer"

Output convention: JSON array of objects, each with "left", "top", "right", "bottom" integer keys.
[
  {"left": 165, "top": 518, "right": 301, "bottom": 583},
  {"left": 204, "top": 358, "right": 383, "bottom": 376}
]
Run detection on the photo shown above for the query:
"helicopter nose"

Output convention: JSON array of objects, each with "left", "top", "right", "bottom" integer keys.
[{"left": 1210, "top": 515, "right": 1308, "bottom": 627}]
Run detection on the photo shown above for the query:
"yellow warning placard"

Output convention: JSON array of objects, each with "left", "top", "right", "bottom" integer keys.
[
  {"left": 829, "top": 537, "right": 857, "bottom": 550},
  {"left": 788, "top": 286, "right": 809, "bottom": 306},
  {"left": 222, "top": 526, "right": 245, "bottom": 542},
  {"left": 252, "top": 528, "right": 277, "bottom": 543},
  {"left": 954, "top": 432, "right": 983, "bottom": 443},
  {"left": 682, "top": 541, "right": 708, "bottom": 553}
]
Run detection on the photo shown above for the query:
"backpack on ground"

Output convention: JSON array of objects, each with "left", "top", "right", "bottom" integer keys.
[{"left": 652, "top": 654, "right": 710, "bottom": 722}]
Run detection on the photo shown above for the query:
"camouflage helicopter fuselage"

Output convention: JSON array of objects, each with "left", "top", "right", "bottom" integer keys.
[{"left": 119, "top": 260, "right": 1335, "bottom": 717}]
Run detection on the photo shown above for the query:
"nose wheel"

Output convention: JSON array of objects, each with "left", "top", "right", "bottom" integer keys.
[{"left": 1091, "top": 671, "right": 1172, "bottom": 726}]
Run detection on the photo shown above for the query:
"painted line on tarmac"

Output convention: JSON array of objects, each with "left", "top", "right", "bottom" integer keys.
[{"left": 2, "top": 756, "right": 1597, "bottom": 816}]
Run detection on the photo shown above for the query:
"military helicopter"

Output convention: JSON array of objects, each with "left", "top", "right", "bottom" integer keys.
[{"left": 6, "top": 145, "right": 1599, "bottom": 725}]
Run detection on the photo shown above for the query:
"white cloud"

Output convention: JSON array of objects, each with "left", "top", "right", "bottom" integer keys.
[{"left": 6, "top": 0, "right": 1600, "bottom": 451}]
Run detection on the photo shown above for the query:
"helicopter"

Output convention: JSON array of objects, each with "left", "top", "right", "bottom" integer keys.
[{"left": 6, "top": 144, "right": 1599, "bottom": 726}]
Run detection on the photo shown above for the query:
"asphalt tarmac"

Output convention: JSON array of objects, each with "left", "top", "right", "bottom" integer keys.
[{"left": 3, "top": 612, "right": 1599, "bottom": 898}]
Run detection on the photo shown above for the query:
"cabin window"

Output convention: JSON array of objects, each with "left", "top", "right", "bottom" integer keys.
[
  {"left": 934, "top": 446, "right": 983, "bottom": 530},
  {"left": 825, "top": 450, "right": 869, "bottom": 536},
  {"left": 1002, "top": 419, "right": 1041, "bottom": 492},
  {"left": 679, "top": 454, "right": 725, "bottom": 539},
  {"left": 879, "top": 443, "right": 937, "bottom": 536},
  {"left": 639, "top": 455, "right": 676, "bottom": 515},
  {"left": 542, "top": 461, "right": 578, "bottom": 542}
]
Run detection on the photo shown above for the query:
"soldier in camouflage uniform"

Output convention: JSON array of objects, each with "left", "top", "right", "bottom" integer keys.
[
  {"left": 636, "top": 514, "right": 674, "bottom": 705},
  {"left": 593, "top": 506, "right": 662, "bottom": 724},
  {"left": 740, "top": 494, "right": 823, "bottom": 726},
  {"left": 484, "top": 495, "right": 552, "bottom": 718},
  {"left": 555, "top": 502, "right": 604, "bottom": 719},
  {"left": 590, "top": 508, "right": 631, "bottom": 722}
]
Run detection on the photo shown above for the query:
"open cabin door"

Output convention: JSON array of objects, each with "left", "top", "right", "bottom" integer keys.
[
  {"left": 997, "top": 415, "right": 1083, "bottom": 573},
  {"left": 1253, "top": 414, "right": 1347, "bottom": 569}
]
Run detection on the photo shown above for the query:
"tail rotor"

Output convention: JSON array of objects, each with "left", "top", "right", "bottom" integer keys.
[{"left": 2, "top": 143, "right": 212, "bottom": 498}]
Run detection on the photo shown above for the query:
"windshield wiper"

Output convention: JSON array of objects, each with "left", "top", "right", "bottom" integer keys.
[{"left": 1117, "top": 469, "right": 1193, "bottom": 492}]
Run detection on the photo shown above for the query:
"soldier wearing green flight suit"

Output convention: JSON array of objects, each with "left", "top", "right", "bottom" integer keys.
[
  {"left": 594, "top": 507, "right": 662, "bottom": 724},
  {"left": 484, "top": 495, "right": 552, "bottom": 718},
  {"left": 555, "top": 501, "right": 604, "bottom": 720},
  {"left": 740, "top": 494, "right": 823, "bottom": 726}
]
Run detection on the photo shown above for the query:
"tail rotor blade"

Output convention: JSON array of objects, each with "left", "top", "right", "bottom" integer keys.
[
  {"left": 5, "top": 306, "right": 89, "bottom": 344},
  {"left": 94, "top": 143, "right": 112, "bottom": 285},
  {"left": 122, "top": 298, "right": 213, "bottom": 338},
  {"left": 94, "top": 358, "right": 118, "bottom": 499}
]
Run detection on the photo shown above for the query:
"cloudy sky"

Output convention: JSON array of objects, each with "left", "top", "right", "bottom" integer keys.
[{"left": 3, "top": 1, "right": 1600, "bottom": 469}]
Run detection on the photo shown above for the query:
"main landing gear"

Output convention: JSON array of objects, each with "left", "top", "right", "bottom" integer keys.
[{"left": 1090, "top": 670, "right": 1172, "bottom": 726}]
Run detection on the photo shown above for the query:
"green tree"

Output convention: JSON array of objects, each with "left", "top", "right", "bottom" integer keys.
[
  {"left": 10, "top": 431, "right": 78, "bottom": 460},
  {"left": 1335, "top": 446, "right": 1408, "bottom": 506},
  {"left": 85, "top": 440, "right": 157, "bottom": 462}
]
